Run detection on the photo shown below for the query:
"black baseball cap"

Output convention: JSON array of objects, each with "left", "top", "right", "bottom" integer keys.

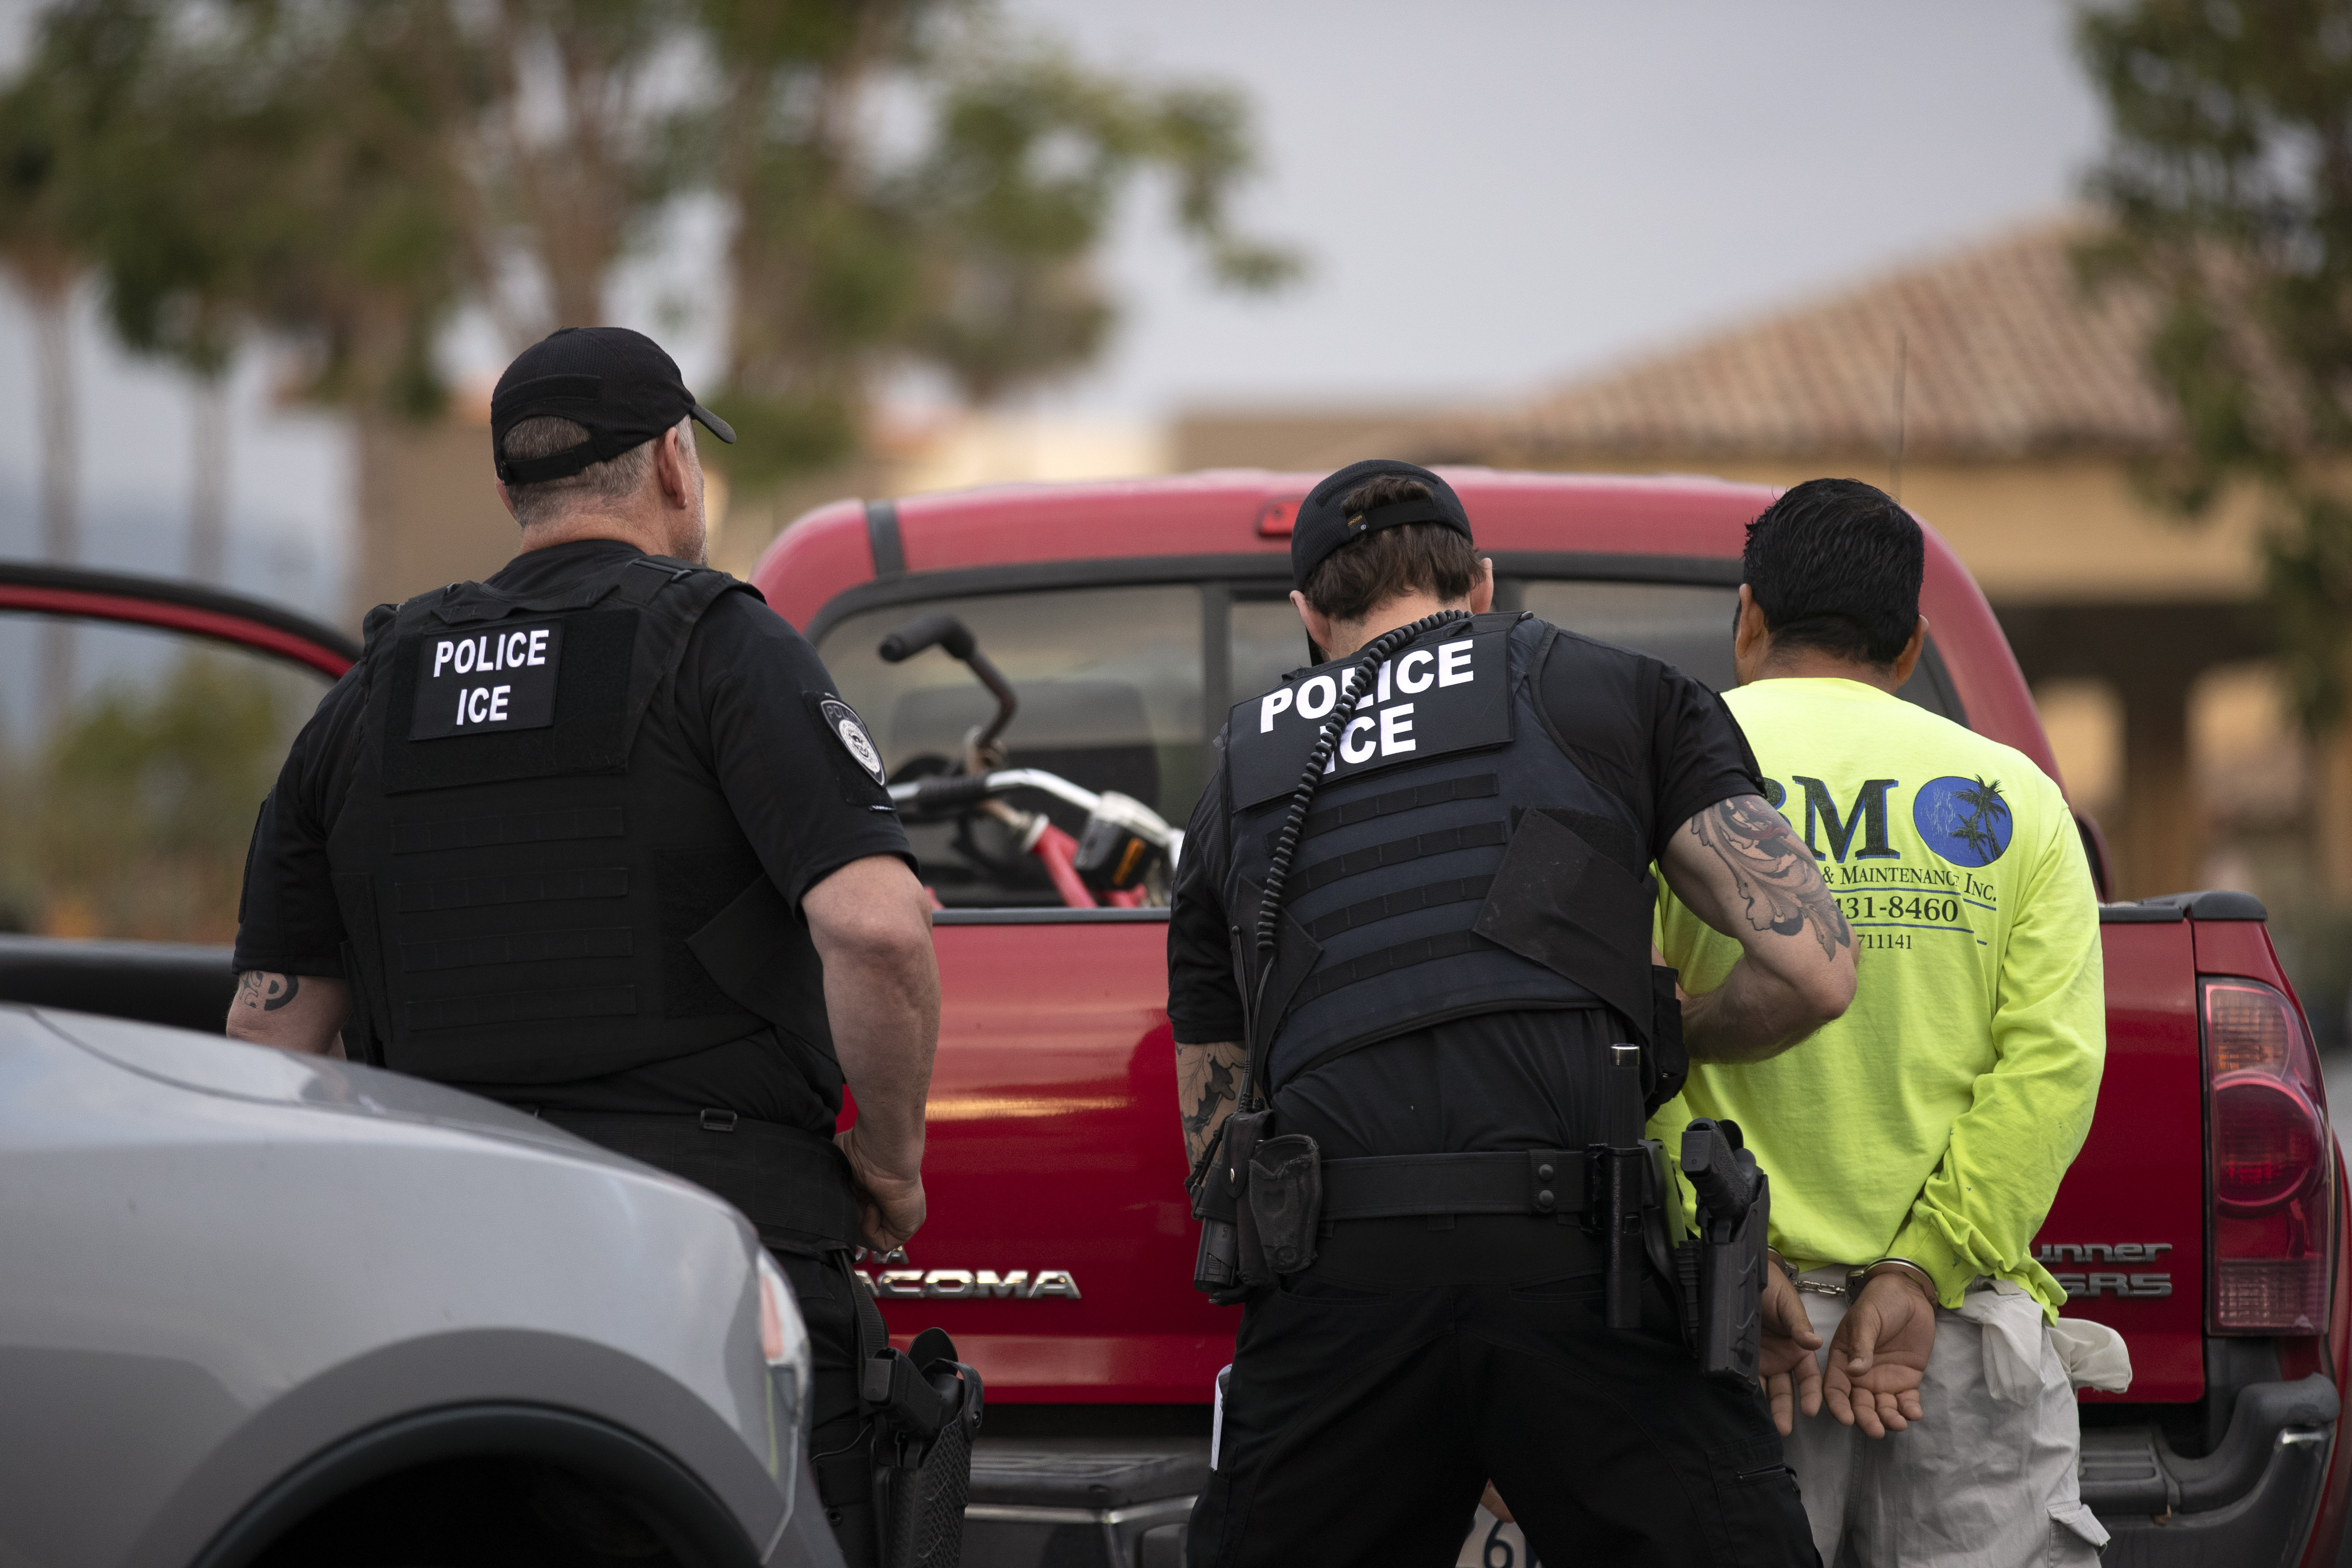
[
  {"left": 490, "top": 326, "right": 736, "bottom": 485},
  {"left": 1290, "top": 458, "right": 1473, "bottom": 589}
]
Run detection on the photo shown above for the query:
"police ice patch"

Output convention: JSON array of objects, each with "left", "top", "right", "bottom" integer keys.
[
  {"left": 412, "top": 621, "right": 562, "bottom": 740},
  {"left": 822, "top": 697, "right": 887, "bottom": 785}
]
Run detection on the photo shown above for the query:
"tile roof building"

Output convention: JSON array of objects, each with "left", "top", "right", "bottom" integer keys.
[
  {"left": 1468, "top": 218, "right": 2179, "bottom": 466},
  {"left": 1179, "top": 219, "right": 2343, "bottom": 937}
]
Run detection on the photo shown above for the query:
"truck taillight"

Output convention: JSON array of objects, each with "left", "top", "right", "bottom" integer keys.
[{"left": 2205, "top": 978, "right": 2334, "bottom": 1333}]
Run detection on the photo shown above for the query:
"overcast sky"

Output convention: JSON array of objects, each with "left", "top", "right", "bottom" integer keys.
[
  {"left": 0, "top": 0, "right": 2107, "bottom": 602},
  {"left": 1010, "top": 0, "right": 2106, "bottom": 412}
]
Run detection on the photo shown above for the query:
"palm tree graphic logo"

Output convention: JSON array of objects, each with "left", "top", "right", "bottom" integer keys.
[
  {"left": 1914, "top": 774, "right": 2014, "bottom": 867},
  {"left": 1949, "top": 777, "right": 2009, "bottom": 863}
]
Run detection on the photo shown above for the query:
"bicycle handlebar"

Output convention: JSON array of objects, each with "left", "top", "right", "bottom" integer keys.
[
  {"left": 877, "top": 612, "right": 1018, "bottom": 755},
  {"left": 878, "top": 613, "right": 975, "bottom": 664},
  {"left": 888, "top": 768, "right": 1181, "bottom": 850}
]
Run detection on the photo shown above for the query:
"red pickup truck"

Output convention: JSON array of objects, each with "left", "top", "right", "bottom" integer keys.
[
  {"left": 747, "top": 469, "right": 2352, "bottom": 1568},
  {"left": 0, "top": 467, "right": 2339, "bottom": 1567}
]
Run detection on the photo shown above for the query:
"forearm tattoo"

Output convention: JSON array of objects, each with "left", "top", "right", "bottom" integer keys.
[
  {"left": 1691, "top": 795, "right": 1851, "bottom": 960},
  {"left": 1176, "top": 1040, "right": 1247, "bottom": 1165},
  {"left": 235, "top": 971, "right": 301, "bottom": 1013}
]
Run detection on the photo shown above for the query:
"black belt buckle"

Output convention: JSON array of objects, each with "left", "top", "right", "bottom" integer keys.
[{"left": 700, "top": 1108, "right": 739, "bottom": 1133}]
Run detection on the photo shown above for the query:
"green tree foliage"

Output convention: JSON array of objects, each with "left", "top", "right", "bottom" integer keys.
[
  {"left": 697, "top": 3, "right": 1302, "bottom": 487},
  {"left": 19, "top": 653, "right": 293, "bottom": 940},
  {"left": 9, "top": 0, "right": 1296, "bottom": 479},
  {"left": 2080, "top": 0, "right": 2352, "bottom": 730}
]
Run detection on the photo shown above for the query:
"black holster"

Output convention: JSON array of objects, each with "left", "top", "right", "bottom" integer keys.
[
  {"left": 1586, "top": 1041, "right": 1665, "bottom": 1330},
  {"left": 862, "top": 1325, "right": 984, "bottom": 1568},
  {"left": 1674, "top": 1118, "right": 1769, "bottom": 1383},
  {"left": 1189, "top": 1108, "right": 1322, "bottom": 1302}
]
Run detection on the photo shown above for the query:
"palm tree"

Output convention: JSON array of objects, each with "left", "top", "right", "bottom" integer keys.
[
  {"left": 1949, "top": 776, "right": 2010, "bottom": 864},
  {"left": 0, "top": 74, "right": 85, "bottom": 731}
]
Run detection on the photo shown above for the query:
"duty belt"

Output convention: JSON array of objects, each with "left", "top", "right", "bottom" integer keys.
[{"left": 1321, "top": 1149, "right": 1592, "bottom": 1222}]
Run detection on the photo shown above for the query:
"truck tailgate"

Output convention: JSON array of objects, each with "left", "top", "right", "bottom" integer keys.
[
  {"left": 870, "top": 914, "right": 1231, "bottom": 1403},
  {"left": 2039, "top": 918, "right": 2205, "bottom": 1403}
]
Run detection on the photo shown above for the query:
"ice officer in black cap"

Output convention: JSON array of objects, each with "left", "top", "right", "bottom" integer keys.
[
  {"left": 227, "top": 326, "right": 942, "bottom": 1561},
  {"left": 1167, "top": 459, "right": 1854, "bottom": 1565}
]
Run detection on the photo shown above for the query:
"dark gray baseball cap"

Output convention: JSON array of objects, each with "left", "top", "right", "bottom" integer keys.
[
  {"left": 490, "top": 326, "right": 735, "bottom": 484},
  {"left": 1291, "top": 459, "right": 1473, "bottom": 589}
]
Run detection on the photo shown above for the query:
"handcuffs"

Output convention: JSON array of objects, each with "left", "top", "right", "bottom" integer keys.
[{"left": 1770, "top": 1248, "right": 1939, "bottom": 1305}]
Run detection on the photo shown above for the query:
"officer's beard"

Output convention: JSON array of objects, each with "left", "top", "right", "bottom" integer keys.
[{"left": 669, "top": 452, "right": 711, "bottom": 566}]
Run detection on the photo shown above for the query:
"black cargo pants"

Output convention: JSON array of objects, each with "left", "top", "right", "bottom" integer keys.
[
  {"left": 773, "top": 1249, "right": 883, "bottom": 1567},
  {"left": 1186, "top": 1215, "right": 1820, "bottom": 1568}
]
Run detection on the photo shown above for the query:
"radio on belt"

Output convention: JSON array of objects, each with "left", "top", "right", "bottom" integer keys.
[{"left": 411, "top": 620, "right": 565, "bottom": 740}]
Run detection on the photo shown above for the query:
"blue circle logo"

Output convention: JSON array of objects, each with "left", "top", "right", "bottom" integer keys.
[{"left": 1913, "top": 775, "right": 2013, "bottom": 867}]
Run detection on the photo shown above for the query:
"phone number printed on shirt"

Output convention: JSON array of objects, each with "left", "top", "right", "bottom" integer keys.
[{"left": 1837, "top": 892, "right": 1967, "bottom": 927}]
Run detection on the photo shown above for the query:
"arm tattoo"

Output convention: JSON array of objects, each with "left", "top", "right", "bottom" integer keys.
[
  {"left": 236, "top": 971, "right": 302, "bottom": 1013},
  {"left": 1175, "top": 1040, "right": 1247, "bottom": 1166},
  {"left": 1690, "top": 796, "right": 1852, "bottom": 960}
]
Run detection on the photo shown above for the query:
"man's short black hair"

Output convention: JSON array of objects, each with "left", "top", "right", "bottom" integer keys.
[{"left": 1742, "top": 478, "right": 1923, "bottom": 666}]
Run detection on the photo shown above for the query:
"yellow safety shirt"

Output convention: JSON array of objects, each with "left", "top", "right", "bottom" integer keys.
[{"left": 1649, "top": 677, "right": 2105, "bottom": 1317}]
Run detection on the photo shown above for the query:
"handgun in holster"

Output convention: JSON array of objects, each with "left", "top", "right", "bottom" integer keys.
[
  {"left": 1189, "top": 1106, "right": 1322, "bottom": 1305},
  {"left": 1674, "top": 1117, "right": 1769, "bottom": 1382},
  {"left": 861, "top": 1324, "right": 985, "bottom": 1568}
]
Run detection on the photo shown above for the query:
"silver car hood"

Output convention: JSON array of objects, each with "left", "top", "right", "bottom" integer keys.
[{"left": 29, "top": 1006, "right": 618, "bottom": 1163}]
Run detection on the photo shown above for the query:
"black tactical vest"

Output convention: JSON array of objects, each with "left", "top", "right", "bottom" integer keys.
[
  {"left": 1223, "top": 612, "right": 1671, "bottom": 1097},
  {"left": 326, "top": 552, "right": 825, "bottom": 1086}
]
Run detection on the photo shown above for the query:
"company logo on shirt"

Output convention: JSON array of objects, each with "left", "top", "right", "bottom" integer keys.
[
  {"left": 1914, "top": 775, "right": 2013, "bottom": 867},
  {"left": 1754, "top": 770, "right": 2004, "bottom": 945}
]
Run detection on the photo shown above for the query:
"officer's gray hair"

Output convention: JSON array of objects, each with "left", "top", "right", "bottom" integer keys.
[{"left": 500, "top": 416, "right": 687, "bottom": 527}]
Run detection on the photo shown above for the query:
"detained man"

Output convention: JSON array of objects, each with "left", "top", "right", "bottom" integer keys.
[{"left": 1651, "top": 478, "right": 2115, "bottom": 1566}]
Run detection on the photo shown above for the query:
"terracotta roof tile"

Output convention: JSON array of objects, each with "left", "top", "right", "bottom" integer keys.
[{"left": 1484, "top": 219, "right": 2180, "bottom": 462}]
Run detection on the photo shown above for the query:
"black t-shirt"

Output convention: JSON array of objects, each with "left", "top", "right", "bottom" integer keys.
[
  {"left": 232, "top": 539, "right": 914, "bottom": 1133},
  {"left": 1166, "top": 621, "right": 1760, "bottom": 1157}
]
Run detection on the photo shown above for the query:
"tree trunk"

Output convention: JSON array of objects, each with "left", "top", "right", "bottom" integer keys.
[
  {"left": 32, "top": 284, "right": 77, "bottom": 734},
  {"left": 188, "top": 372, "right": 229, "bottom": 585}
]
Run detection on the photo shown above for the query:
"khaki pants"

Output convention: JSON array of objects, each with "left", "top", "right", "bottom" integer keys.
[{"left": 1786, "top": 1274, "right": 2107, "bottom": 1567}]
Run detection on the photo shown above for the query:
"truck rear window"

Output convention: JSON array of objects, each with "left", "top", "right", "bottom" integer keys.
[{"left": 816, "top": 576, "right": 1963, "bottom": 906}]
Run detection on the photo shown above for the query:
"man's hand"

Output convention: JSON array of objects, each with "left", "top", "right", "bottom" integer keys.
[
  {"left": 1824, "top": 1270, "right": 1937, "bottom": 1437},
  {"left": 225, "top": 971, "right": 351, "bottom": 1055},
  {"left": 1759, "top": 1265, "right": 1824, "bottom": 1436},
  {"left": 837, "top": 1121, "right": 927, "bottom": 1254},
  {"left": 806, "top": 855, "right": 940, "bottom": 1249},
  {"left": 1658, "top": 794, "right": 1856, "bottom": 1063}
]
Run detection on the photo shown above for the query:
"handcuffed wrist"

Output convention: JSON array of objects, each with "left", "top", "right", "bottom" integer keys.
[
  {"left": 1767, "top": 1247, "right": 1799, "bottom": 1286},
  {"left": 1861, "top": 1257, "right": 1938, "bottom": 1304}
]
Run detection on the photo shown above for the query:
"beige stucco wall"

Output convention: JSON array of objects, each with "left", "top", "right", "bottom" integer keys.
[{"left": 1520, "top": 453, "right": 2266, "bottom": 605}]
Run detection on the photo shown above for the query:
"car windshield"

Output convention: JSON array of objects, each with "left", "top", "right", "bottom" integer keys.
[
  {"left": 0, "top": 615, "right": 333, "bottom": 941},
  {"left": 815, "top": 574, "right": 1961, "bottom": 907}
]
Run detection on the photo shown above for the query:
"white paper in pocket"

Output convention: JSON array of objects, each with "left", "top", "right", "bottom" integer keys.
[{"left": 1211, "top": 1364, "right": 1232, "bottom": 1470}]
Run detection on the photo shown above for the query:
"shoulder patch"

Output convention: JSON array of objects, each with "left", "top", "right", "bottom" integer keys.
[{"left": 820, "top": 697, "right": 887, "bottom": 786}]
